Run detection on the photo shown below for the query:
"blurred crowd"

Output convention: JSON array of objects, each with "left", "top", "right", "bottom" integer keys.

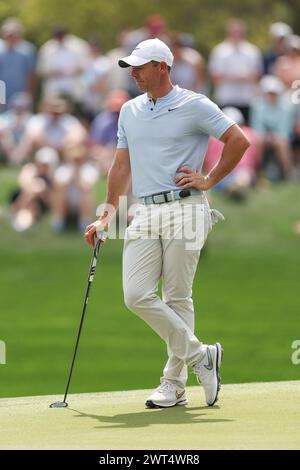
[{"left": 0, "top": 15, "right": 300, "bottom": 232}]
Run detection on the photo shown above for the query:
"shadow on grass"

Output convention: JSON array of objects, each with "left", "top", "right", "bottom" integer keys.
[{"left": 68, "top": 405, "right": 235, "bottom": 429}]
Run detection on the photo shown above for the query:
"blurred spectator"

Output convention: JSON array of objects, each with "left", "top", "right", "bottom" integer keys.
[
  {"left": 106, "top": 30, "right": 133, "bottom": 92},
  {"left": 208, "top": 18, "right": 263, "bottom": 123},
  {"left": 0, "top": 92, "right": 32, "bottom": 163},
  {"left": 12, "top": 96, "right": 87, "bottom": 163},
  {"left": 90, "top": 89, "right": 129, "bottom": 176},
  {"left": 0, "top": 17, "right": 36, "bottom": 108},
  {"left": 275, "top": 35, "right": 300, "bottom": 89},
  {"left": 0, "top": 17, "right": 36, "bottom": 59},
  {"left": 250, "top": 75, "right": 294, "bottom": 179},
  {"left": 263, "top": 22, "right": 292, "bottom": 75},
  {"left": 82, "top": 37, "right": 110, "bottom": 122},
  {"left": 51, "top": 143, "right": 99, "bottom": 233},
  {"left": 10, "top": 147, "right": 58, "bottom": 232},
  {"left": 291, "top": 102, "right": 300, "bottom": 173},
  {"left": 170, "top": 33, "right": 206, "bottom": 93},
  {"left": 37, "top": 25, "right": 89, "bottom": 105},
  {"left": 144, "top": 14, "right": 169, "bottom": 42},
  {"left": 203, "top": 107, "right": 261, "bottom": 200},
  {"left": 126, "top": 14, "right": 169, "bottom": 49},
  {"left": 125, "top": 14, "right": 170, "bottom": 97}
]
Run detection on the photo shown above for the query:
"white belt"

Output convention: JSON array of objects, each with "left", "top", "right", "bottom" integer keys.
[{"left": 139, "top": 189, "right": 203, "bottom": 205}]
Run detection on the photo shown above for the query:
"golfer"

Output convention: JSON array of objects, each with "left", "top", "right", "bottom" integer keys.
[{"left": 85, "top": 38, "right": 249, "bottom": 408}]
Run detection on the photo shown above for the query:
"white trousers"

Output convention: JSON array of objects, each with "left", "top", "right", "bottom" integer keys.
[{"left": 123, "top": 194, "right": 213, "bottom": 388}]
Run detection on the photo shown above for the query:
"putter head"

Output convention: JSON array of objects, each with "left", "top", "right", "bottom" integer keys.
[{"left": 49, "top": 401, "right": 68, "bottom": 408}]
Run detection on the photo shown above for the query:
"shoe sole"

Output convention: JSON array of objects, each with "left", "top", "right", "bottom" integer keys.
[
  {"left": 145, "top": 399, "right": 188, "bottom": 409},
  {"left": 209, "top": 342, "right": 223, "bottom": 407}
]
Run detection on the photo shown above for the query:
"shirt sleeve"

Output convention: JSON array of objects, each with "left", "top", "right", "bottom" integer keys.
[
  {"left": 195, "top": 96, "right": 235, "bottom": 139},
  {"left": 117, "top": 105, "right": 128, "bottom": 149}
]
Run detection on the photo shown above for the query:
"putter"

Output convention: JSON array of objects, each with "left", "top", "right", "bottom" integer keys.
[{"left": 50, "top": 232, "right": 105, "bottom": 408}]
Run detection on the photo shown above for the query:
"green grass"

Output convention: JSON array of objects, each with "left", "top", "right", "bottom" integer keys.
[
  {"left": 0, "top": 167, "right": 299, "bottom": 398},
  {"left": 1, "top": 382, "right": 300, "bottom": 449}
]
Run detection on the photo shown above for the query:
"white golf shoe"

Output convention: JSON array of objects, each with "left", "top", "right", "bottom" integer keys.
[
  {"left": 145, "top": 380, "right": 188, "bottom": 408},
  {"left": 192, "top": 342, "right": 223, "bottom": 406}
]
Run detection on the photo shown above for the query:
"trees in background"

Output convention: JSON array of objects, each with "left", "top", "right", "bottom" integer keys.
[{"left": 0, "top": 0, "right": 298, "bottom": 56}]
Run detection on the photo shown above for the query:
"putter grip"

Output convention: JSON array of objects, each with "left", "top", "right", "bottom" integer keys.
[
  {"left": 96, "top": 230, "right": 107, "bottom": 242},
  {"left": 90, "top": 237, "right": 102, "bottom": 281}
]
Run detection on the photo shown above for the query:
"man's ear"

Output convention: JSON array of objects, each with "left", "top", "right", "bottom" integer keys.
[{"left": 160, "top": 61, "right": 168, "bottom": 72}]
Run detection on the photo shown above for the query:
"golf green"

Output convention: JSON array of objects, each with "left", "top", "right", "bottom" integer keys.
[{"left": 0, "top": 381, "right": 299, "bottom": 449}]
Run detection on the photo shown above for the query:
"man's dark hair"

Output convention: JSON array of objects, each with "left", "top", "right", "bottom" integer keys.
[{"left": 52, "top": 24, "right": 68, "bottom": 39}]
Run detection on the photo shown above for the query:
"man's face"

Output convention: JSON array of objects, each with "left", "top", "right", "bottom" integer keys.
[
  {"left": 227, "top": 22, "right": 246, "bottom": 42},
  {"left": 4, "top": 32, "right": 19, "bottom": 46},
  {"left": 130, "top": 62, "right": 161, "bottom": 92}
]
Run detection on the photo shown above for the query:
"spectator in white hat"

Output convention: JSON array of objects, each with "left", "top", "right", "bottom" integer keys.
[
  {"left": 250, "top": 75, "right": 294, "bottom": 179},
  {"left": 275, "top": 35, "right": 300, "bottom": 89},
  {"left": 263, "top": 22, "right": 292, "bottom": 75}
]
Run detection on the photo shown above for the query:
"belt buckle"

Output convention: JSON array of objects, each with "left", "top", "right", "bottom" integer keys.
[{"left": 179, "top": 189, "right": 191, "bottom": 199}]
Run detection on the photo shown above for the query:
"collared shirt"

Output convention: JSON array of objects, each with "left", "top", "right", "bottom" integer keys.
[
  {"left": 37, "top": 35, "right": 89, "bottom": 101},
  {"left": 0, "top": 47, "right": 33, "bottom": 103},
  {"left": 117, "top": 85, "right": 234, "bottom": 197},
  {"left": 208, "top": 40, "right": 263, "bottom": 106},
  {"left": 0, "top": 39, "right": 36, "bottom": 69}
]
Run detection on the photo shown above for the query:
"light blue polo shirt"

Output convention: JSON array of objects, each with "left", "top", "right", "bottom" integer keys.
[{"left": 117, "top": 85, "right": 235, "bottom": 198}]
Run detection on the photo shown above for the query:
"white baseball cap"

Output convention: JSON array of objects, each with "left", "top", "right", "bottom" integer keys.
[
  {"left": 269, "top": 22, "right": 292, "bottom": 38},
  {"left": 222, "top": 107, "right": 245, "bottom": 126},
  {"left": 287, "top": 34, "right": 300, "bottom": 51},
  {"left": 1, "top": 17, "right": 23, "bottom": 37},
  {"left": 118, "top": 38, "right": 174, "bottom": 68},
  {"left": 35, "top": 147, "right": 59, "bottom": 168},
  {"left": 260, "top": 75, "right": 285, "bottom": 95}
]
